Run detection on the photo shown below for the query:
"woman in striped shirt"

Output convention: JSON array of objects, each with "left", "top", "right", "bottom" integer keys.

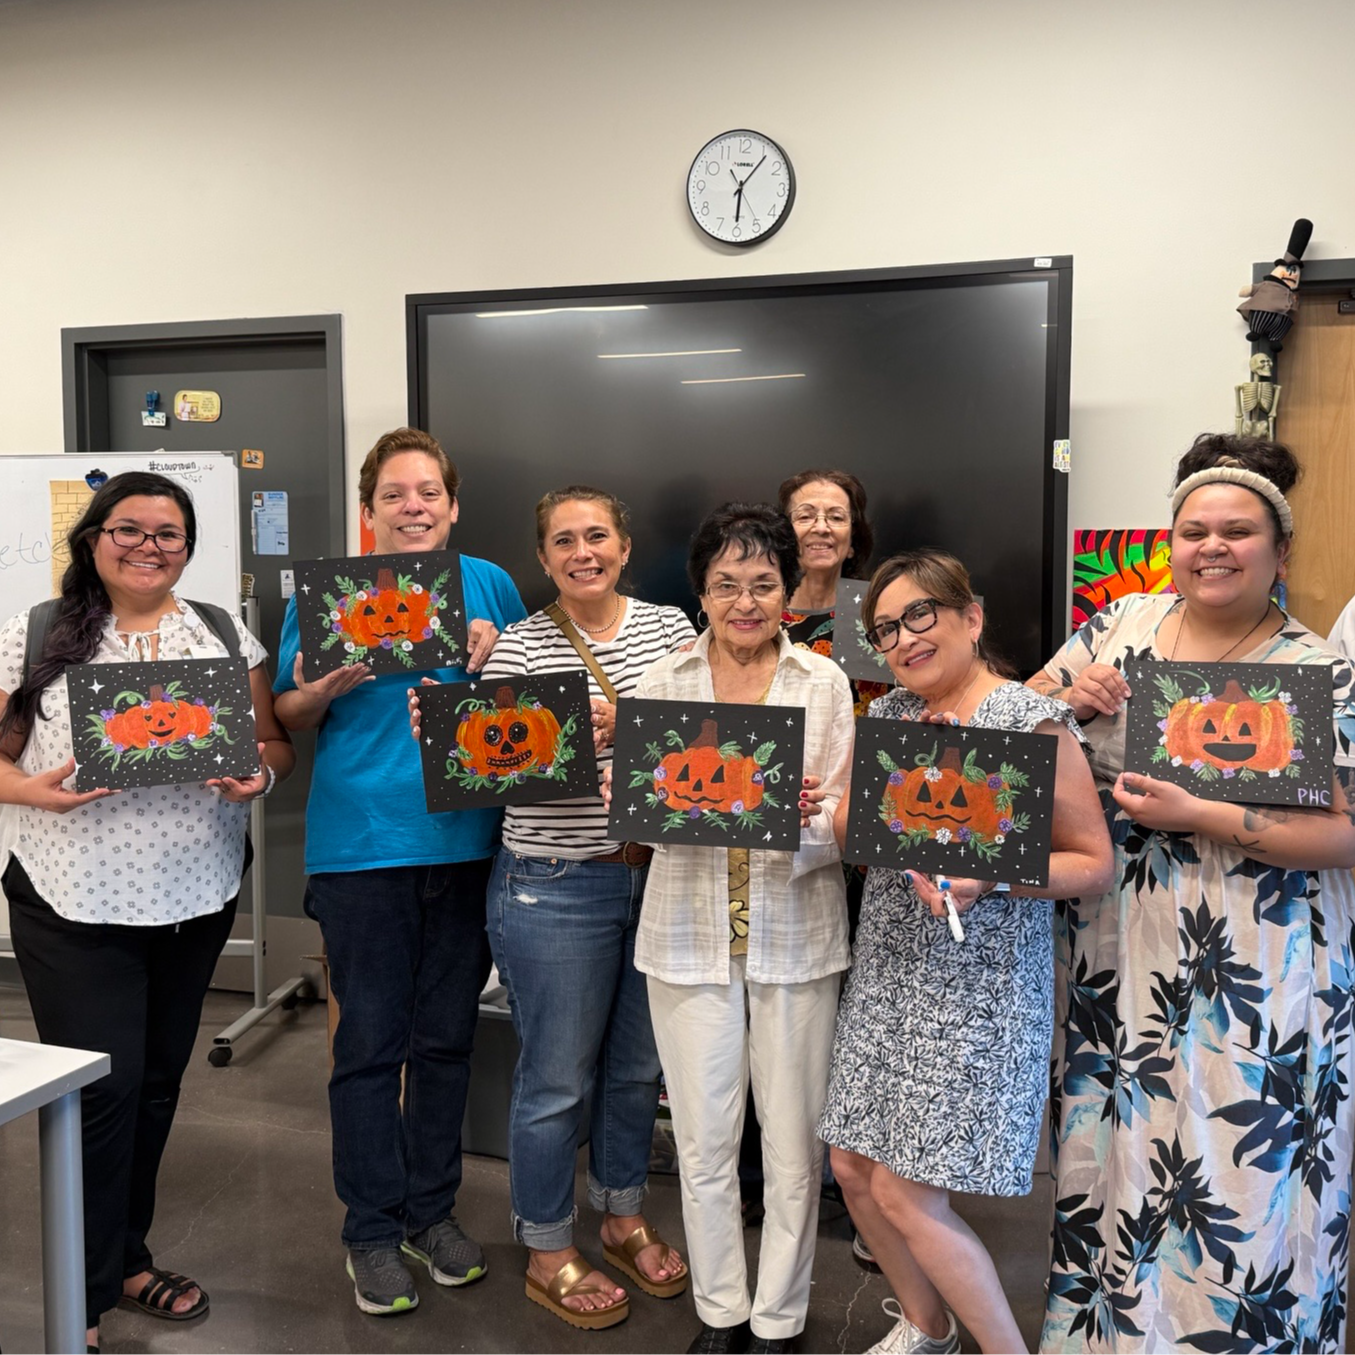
[{"left": 476, "top": 486, "right": 695, "bottom": 1328}]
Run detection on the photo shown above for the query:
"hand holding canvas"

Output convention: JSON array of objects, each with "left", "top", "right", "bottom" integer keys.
[
  {"left": 591, "top": 698, "right": 616, "bottom": 751},
  {"left": 10, "top": 757, "right": 115, "bottom": 814},
  {"left": 799, "top": 773, "right": 825, "bottom": 828},
  {"left": 207, "top": 740, "right": 271, "bottom": 803},
  {"left": 465, "top": 619, "right": 500, "bottom": 673},
  {"left": 1063, "top": 663, "right": 1131, "bottom": 720},
  {"left": 1112, "top": 771, "right": 1201, "bottom": 833}
]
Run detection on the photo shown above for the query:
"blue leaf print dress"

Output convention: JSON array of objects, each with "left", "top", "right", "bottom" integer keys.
[{"left": 1039, "top": 594, "right": 1355, "bottom": 1353}]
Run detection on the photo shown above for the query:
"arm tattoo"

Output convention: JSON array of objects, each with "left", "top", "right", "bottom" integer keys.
[
  {"left": 1232, "top": 835, "right": 1268, "bottom": 855},
  {"left": 1242, "top": 806, "right": 1294, "bottom": 833}
]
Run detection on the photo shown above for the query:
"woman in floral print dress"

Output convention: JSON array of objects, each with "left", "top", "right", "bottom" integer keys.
[{"left": 1031, "top": 435, "right": 1355, "bottom": 1353}]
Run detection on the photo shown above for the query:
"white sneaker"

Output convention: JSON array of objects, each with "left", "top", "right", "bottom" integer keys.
[{"left": 866, "top": 1299, "right": 960, "bottom": 1354}]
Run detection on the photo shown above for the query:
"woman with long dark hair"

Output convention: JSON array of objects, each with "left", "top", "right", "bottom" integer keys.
[{"left": 0, "top": 471, "right": 293, "bottom": 1351}]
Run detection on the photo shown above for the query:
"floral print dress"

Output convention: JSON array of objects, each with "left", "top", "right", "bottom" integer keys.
[{"left": 1039, "top": 593, "right": 1355, "bottom": 1353}]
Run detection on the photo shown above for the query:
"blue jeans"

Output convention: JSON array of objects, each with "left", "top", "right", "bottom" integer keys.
[
  {"left": 305, "top": 860, "right": 493, "bottom": 1250},
  {"left": 488, "top": 849, "right": 660, "bottom": 1250}
]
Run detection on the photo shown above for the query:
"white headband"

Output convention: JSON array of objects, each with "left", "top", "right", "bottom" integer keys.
[{"left": 1170, "top": 466, "right": 1294, "bottom": 537}]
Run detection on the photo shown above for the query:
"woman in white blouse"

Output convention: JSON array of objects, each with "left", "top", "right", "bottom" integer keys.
[
  {"left": 631, "top": 502, "right": 854, "bottom": 1355},
  {"left": 0, "top": 472, "right": 293, "bottom": 1352}
]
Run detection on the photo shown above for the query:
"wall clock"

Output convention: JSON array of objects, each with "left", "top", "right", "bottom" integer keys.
[{"left": 687, "top": 129, "right": 795, "bottom": 246}]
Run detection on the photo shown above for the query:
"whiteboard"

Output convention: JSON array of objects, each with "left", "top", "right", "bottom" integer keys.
[{"left": 0, "top": 451, "right": 240, "bottom": 949}]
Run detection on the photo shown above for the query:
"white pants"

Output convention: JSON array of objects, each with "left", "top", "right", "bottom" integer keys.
[{"left": 648, "top": 958, "right": 840, "bottom": 1339}]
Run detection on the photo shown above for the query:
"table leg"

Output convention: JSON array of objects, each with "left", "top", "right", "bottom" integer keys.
[{"left": 38, "top": 1089, "right": 86, "bottom": 1355}]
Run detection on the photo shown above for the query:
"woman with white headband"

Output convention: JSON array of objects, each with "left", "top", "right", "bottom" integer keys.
[{"left": 1030, "top": 433, "right": 1355, "bottom": 1352}]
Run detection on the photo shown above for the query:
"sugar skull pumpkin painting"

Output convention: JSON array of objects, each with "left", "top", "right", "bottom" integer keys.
[
  {"left": 294, "top": 550, "right": 469, "bottom": 679},
  {"left": 416, "top": 673, "right": 596, "bottom": 811},
  {"left": 607, "top": 698, "right": 806, "bottom": 850},
  {"left": 1124, "top": 660, "right": 1332, "bottom": 807},
  {"left": 844, "top": 720, "right": 1059, "bottom": 887},
  {"left": 68, "top": 657, "right": 258, "bottom": 791}
]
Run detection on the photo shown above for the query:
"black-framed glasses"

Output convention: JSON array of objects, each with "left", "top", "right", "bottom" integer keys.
[
  {"left": 865, "top": 598, "right": 943, "bottom": 652},
  {"left": 100, "top": 526, "right": 190, "bottom": 553}
]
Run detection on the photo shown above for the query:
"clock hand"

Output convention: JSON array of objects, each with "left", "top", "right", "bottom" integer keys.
[
  {"left": 729, "top": 168, "right": 745, "bottom": 224},
  {"left": 742, "top": 154, "right": 768, "bottom": 187}
]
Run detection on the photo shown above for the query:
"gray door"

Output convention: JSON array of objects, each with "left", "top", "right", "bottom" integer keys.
[{"left": 64, "top": 318, "right": 345, "bottom": 988}]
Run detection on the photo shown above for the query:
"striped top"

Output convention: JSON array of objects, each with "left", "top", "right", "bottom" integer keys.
[{"left": 480, "top": 598, "right": 697, "bottom": 858}]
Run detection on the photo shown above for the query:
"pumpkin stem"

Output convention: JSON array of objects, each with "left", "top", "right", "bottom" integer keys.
[
  {"left": 937, "top": 745, "right": 966, "bottom": 774},
  {"left": 1219, "top": 679, "right": 1249, "bottom": 704},
  {"left": 691, "top": 718, "right": 720, "bottom": 749},
  {"left": 495, "top": 685, "right": 518, "bottom": 710},
  {"left": 148, "top": 684, "right": 165, "bottom": 702},
  {"left": 375, "top": 567, "right": 397, "bottom": 592}
]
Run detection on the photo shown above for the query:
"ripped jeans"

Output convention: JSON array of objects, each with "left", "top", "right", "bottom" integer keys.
[{"left": 487, "top": 848, "right": 660, "bottom": 1251}]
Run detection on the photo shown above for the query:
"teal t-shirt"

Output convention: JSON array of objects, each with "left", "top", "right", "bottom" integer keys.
[{"left": 274, "top": 553, "right": 527, "bottom": 875}]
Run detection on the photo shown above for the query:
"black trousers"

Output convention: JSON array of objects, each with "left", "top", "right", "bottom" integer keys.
[{"left": 4, "top": 856, "right": 238, "bottom": 1328}]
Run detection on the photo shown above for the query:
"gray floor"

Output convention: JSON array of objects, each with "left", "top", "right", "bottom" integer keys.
[{"left": 0, "top": 985, "right": 1051, "bottom": 1354}]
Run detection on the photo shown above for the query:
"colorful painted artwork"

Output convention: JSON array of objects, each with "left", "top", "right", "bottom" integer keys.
[
  {"left": 1123, "top": 659, "right": 1334, "bottom": 807},
  {"left": 417, "top": 672, "right": 595, "bottom": 811},
  {"left": 1071, "top": 528, "right": 1174, "bottom": 629},
  {"left": 830, "top": 578, "right": 896, "bottom": 686},
  {"left": 67, "top": 657, "right": 257, "bottom": 791},
  {"left": 607, "top": 698, "right": 805, "bottom": 850},
  {"left": 293, "top": 550, "right": 469, "bottom": 679},
  {"left": 844, "top": 719, "right": 1058, "bottom": 887}
]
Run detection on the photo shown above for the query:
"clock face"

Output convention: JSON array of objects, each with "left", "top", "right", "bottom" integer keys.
[{"left": 687, "top": 129, "right": 795, "bottom": 246}]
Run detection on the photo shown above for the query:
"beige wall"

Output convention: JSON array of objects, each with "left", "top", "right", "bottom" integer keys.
[{"left": 2, "top": 0, "right": 1353, "bottom": 545}]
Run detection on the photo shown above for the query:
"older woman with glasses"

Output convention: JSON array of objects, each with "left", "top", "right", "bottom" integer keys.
[
  {"left": 623, "top": 502, "right": 855, "bottom": 1355},
  {"left": 817, "top": 550, "right": 1111, "bottom": 1355}
]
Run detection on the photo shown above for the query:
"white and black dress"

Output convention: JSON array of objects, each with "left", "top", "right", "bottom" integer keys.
[{"left": 817, "top": 681, "right": 1080, "bottom": 1196}]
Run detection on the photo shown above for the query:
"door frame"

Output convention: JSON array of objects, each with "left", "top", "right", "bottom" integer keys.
[{"left": 61, "top": 313, "right": 346, "bottom": 549}]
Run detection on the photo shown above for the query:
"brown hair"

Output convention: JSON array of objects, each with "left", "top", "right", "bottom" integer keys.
[
  {"left": 1172, "top": 432, "right": 1301, "bottom": 543},
  {"left": 777, "top": 468, "right": 874, "bottom": 570},
  {"left": 534, "top": 485, "right": 630, "bottom": 549},
  {"left": 863, "top": 548, "right": 1016, "bottom": 679},
  {"left": 357, "top": 428, "right": 459, "bottom": 510}
]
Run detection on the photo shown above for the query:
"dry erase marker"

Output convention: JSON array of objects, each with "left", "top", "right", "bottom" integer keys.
[{"left": 938, "top": 877, "right": 966, "bottom": 943}]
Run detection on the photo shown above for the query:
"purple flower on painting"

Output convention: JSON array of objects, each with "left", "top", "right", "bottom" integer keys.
[
  {"left": 1291, "top": 748, "right": 1304, "bottom": 761},
  {"left": 540, "top": 765, "right": 552, "bottom": 777},
  {"left": 429, "top": 594, "right": 440, "bottom": 605},
  {"left": 656, "top": 787, "right": 668, "bottom": 801},
  {"left": 1287, "top": 704, "right": 1299, "bottom": 714},
  {"left": 113, "top": 743, "right": 126, "bottom": 753},
  {"left": 1222, "top": 767, "right": 1236, "bottom": 778},
  {"left": 688, "top": 807, "right": 702, "bottom": 820},
  {"left": 1190, "top": 759, "right": 1204, "bottom": 772},
  {"left": 380, "top": 637, "right": 394, "bottom": 649},
  {"left": 194, "top": 698, "right": 206, "bottom": 706},
  {"left": 888, "top": 770, "right": 904, "bottom": 786},
  {"left": 1199, "top": 691, "right": 1214, "bottom": 703},
  {"left": 731, "top": 800, "right": 745, "bottom": 815},
  {"left": 140, "top": 700, "right": 152, "bottom": 709},
  {"left": 888, "top": 818, "right": 904, "bottom": 834},
  {"left": 100, "top": 708, "right": 115, "bottom": 719},
  {"left": 957, "top": 826, "right": 972, "bottom": 842},
  {"left": 987, "top": 774, "right": 1003, "bottom": 789},
  {"left": 332, "top": 623, "right": 343, "bottom": 634},
  {"left": 998, "top": 817, "right": 1013, "bottom": 834},
  {"left": 459, "top": 712, "right": 470, "bottom": 723},
  {"left": 752, "top": 771, "right": 764, "bottom": 784},
  {"left": 422, "top": 627, "right": 433, "bottom": 639},
  {"left": 1157, "top": 718, "right": 1169, "bottom": 731},
  {"left": 653, "top": 767, "right": 667, "bottom": 781}
]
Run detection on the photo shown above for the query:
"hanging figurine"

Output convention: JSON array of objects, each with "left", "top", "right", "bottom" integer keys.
[
  {"left": 1235, "top": 351, "right": 1281, "bottom": 440},
  {"left": 1237, "top": 217, "right": 1312, "bottom": 353}
]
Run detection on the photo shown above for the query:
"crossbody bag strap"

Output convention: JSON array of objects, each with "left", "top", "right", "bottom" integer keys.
[{"left": 544, "top": 602, "right": 619, "bottom": 704}]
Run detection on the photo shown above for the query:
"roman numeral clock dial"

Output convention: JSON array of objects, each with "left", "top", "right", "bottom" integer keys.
[{"left": 687, "top": 129, "right": 795, "bottom": 246}]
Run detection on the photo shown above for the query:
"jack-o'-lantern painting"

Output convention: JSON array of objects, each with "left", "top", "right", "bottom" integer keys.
[
  {"left": 632, "top": 717, "right": 784, "bottom": 832},
  {"left": 446, "top": 684, "right": 576, "bottom": 792},
  {"left": 295, "top": 550, "right": 469, "bottom": 679},
  {"left": 85, "top": 680, "right": 234, "bottom": 770},
  {"left": 877, "top": 742, "right": 1030, "bottom": 866},
  {"left": 1151, "top": 672, "right": 1304, "bottom": 782}
]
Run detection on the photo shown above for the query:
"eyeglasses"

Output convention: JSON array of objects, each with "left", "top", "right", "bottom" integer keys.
[
  {"left": 865, "top": 598, "right": 944, "bottom": 651},
  {"left": 100, "top": 526, "right": 190, "bottom": 553},
  {"left": 705, "top": 581, "right": 784, "bottom": 604},
  {"left": 789, "top": 506, "right": 851, "bottom": 528}
]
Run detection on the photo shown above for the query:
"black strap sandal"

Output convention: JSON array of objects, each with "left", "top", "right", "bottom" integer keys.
[{"left": 117, "top": 1267, "right": 210, "bottom": 1321}]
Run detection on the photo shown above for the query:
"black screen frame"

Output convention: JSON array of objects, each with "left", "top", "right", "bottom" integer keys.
[{"left": 407, "top": 257, "right": 1072, "bottom": 669}]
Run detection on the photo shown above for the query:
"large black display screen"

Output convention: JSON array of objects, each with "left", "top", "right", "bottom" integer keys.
[{"left": 409, "top": 261, "right": 1070, "bottom": 674}]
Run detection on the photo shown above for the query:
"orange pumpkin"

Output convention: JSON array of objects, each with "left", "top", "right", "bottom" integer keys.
[
  {"left": 103, "top": 684, "right": 214, "bottom": 749},
  {"left": 457, "top": 685, "right": 561, "bottom": 777},
  {"left": 340, "top": 568, "right": 434, "bottom": 649},
  {"left": 883, "top": 746, "right": 1003, "bottom": 838},
  {"left": 656, "top": 719, "right": 765, "bottom": 814},
  {"left": 1163, "top": 678, "right": 1293, "bottom": 771}
]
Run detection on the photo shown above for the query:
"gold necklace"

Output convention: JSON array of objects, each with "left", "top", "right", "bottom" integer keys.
[
  {"left": 1168, "top": 600, "right": 1275, "bottom": 662},
  {"left": 557, "top": 594, "right": 621, "bottom": 635}
]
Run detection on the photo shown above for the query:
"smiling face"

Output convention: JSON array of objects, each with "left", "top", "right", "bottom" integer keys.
[
  {"left": 786, "top": 479, "right": 853, "bottom": 579},
  {"left": 538, "top": 499, "right": 629, "bottom": 607},
  {"left": 360, "top": 450, "right": 457, "bottom": 554},
  {"left": 872, "top": 573, "right": 980, "bottom": 699},
  {"left": 92, "top": 495, "right": 190, "bottom": 609},
  {"left": 1171, "top": 483, "right": 1285, "bottom": 615},
  {"left": 703, "top": 546, "right": 785, "bottom": 657}
]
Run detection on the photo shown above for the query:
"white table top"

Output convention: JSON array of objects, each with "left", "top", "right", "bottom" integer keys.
[{"left": 0, "top": 1038, "right": 109, "bottom": 1128}]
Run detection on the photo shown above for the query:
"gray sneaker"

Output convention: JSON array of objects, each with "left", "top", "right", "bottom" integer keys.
[
  {"left": 866, "top": 1299, "right": 960, "bottom": 1354},
  {"left": 402, "top": 1216, "right": 487, "bottom": 1286},
  {"left": 346, "top": 1246, "right": 419, "bottom": 1315}
]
